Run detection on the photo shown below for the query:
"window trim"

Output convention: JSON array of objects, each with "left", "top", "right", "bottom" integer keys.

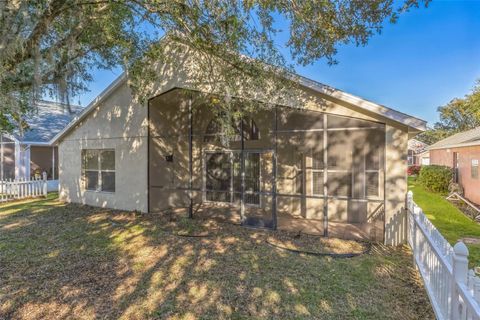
[
  {"left": 365, "top": 147, "right": 383, "bottom": 200},
  {"left": 310, "top": 147, "right": 324, "bottom": 196},
  {"left": 82, "top": 149, "right": 116, "bottom": 193},
  {"left": 472, "top": 159, "right": 479, "bottom": 179}
]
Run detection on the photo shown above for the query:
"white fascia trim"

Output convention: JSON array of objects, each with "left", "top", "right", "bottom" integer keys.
[
  {"left": 49, "top": 73, "right": 127, "bottom": 145},
  {"left": 22, "top": 141, "right": 53, "bottom": 147},
  {"left": 428, "top": 141, "right": 480, "bottom": 151},
  {"left": 1, "top": 132, "right": 19, "bottom": 143}
]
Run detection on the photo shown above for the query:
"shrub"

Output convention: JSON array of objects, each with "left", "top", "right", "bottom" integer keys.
[
  {"left": 407, "top": 165, "right": 421, "bottom": 176},
  {"left": 417, "top": 165, "right": 453, "bottom": 193}
]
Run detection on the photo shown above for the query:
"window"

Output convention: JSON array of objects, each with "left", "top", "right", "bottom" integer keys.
[
  {"left": 407, "top": 150, "right": 415, "bottom": 166},
  {"left": 365, "top": 148, "right": 381, "bottom": 198},
  {"left": 311, "top": 148, "right": 324, "bottom": 195},
  {"left": 204, "top": 117, "right": 259, "bottom": 143},
  {"left": 205, "top": 151, "right": 260, "bottom": 205},
  {"left": 82, "top": 149, "right": 115, "bottom": 192},
  {"left": 472, "top": 159, "right": 479, "bottom": 179}
]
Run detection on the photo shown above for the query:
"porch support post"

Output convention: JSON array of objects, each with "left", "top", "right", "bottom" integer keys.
[
  {"left": 272, "top": 106, "right": 278, "bottom": 230},
  {"left": 24, "top": 146, "right": 30, "bottom": 179},
  {"left": 14, "top": 140, "right": 20, "bottom": 180},
  {"left": 0, "top": 134, "right": 4, "bottom": 181},
  {"left": 188, "top": 98, "right": 193, "bottom": 219},
  {"left": 323, "top": 114, "right": 328, "bottom": 237},
  {"left": 52, "top": 147, "right": 55, "bottom": 180},
  {"left": 240, "top": 112, "right": 246, "bottom": 223}
]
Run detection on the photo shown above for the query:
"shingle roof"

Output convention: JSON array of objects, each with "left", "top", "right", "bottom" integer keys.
[
  {"left": 408, "top": 139, "right": 429, "bottom": 154},
  {"left": 13, "top": 100, "right": 83, "bottom": 144},
  {"left": 428, "top": 127, "right": 480, "bottom": 150}
]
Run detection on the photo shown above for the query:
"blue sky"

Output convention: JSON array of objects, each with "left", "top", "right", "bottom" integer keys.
[{"left": 77, "top": 0, "right": 480, "bottom": 126}]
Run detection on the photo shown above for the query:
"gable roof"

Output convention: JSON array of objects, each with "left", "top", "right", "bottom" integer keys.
[
  {"left": 13, "top": 100, "right": 83, "bottom": 145},
  {"left": 428, "top": 127, "right": 480, "bottom": 150},
  {"left": 51, "top": 72, "right": 426, "bottom": 144}
]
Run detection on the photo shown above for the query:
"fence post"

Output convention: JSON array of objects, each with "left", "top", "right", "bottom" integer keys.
[
  {"left": 451, "top": 241, "right": 469, "bottom": 319},
  {"left": 407, "top": 191, "right": 416, "bottom": 266},
  {"left": 407, "top": 191, "right": 413, "bottom": 212},
  {"left": 42, "top": 172, "right": 47, "bottom": 197}
]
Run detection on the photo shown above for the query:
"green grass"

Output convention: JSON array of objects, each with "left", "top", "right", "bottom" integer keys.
[
  {"left": 0, "top": 195, "right": 433, "bottom": 319},
  {"left": 408, "top": 177, "right": 480, "bottom": 266}
]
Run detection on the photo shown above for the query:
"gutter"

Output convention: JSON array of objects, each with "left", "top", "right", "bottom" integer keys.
[{"left": 428, "top": 140, "right": 480, "bottom": 151}]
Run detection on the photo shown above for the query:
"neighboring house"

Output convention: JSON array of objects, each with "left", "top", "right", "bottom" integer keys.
[
  {"left": 408, "top": 139, "right": 429, "bottom": 166},
  {"left": 429, "top": 127, "right": 480, "bottom": 204},
  {"left": 52, "top": 46, "right": 426, "bottom": 245},
  {"left": 417, "top": 150, "right": 431, "bottom": 166},
  {"left": 0, "top": 100, "right": 82, "bottom": 188}
]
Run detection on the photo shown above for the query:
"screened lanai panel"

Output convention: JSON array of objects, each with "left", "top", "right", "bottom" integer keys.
[
  {"left": 276, "top": 109, "right": 326, "bottom": 233},
  {"left": 148, "top": 89, "right": 206, "bottom": 212},
  {"left": 199, "top": 106, "right": 276, "bottom": 227},
  {"left": 148, "top": 89, "right": 385, "bottom": 240},
  {"left": 238, "top": 108, "right": 275, "bottom": 227},
  {"left": 0, "top": 135, "right": 16, "bottom": 180},
  {"left": 326, "top": 114, "right": 385, "bottom": 240}
]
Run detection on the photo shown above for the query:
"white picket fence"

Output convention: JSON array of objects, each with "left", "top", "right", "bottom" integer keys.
[
  {"left": 0, "top": 172, "right": 47, "bottom": 203},
  {"left": 407, "top": 191, "right": 480, "bottom": 320}
]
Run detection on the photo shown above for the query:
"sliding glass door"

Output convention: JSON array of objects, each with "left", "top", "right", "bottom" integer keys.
[{"left": 205, "top": 151, "right": 261, "bottom": 206}]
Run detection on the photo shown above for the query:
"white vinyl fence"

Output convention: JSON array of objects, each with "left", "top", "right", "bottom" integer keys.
[
  {"left": 407, "top": 191, "right": 480, "bottom": 320},
  {"left": 0, "top": 172, "right": 47, "bottom": 203}
]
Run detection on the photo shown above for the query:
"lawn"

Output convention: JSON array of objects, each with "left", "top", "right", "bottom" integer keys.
[
  {"left": 408, "top": 177, "right": 480, "bottom": 266},
  {"left": 0, "top": 195, "right": 433, "bottom": 319}
]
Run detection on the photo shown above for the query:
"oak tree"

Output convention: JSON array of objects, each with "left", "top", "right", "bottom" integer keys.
[{"left": 0, "top": 0, "right": 428, "bottom": 132}]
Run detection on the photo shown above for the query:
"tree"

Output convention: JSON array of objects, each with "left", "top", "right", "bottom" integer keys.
[
  {"left": 416, "top": 80, "right": 480, "bottom": 144},
  {"left": 0, "top": 0, "right": 428, "bottom": 132}
]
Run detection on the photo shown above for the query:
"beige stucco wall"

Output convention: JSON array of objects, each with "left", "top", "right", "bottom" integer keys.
[
  {"left": 57, "top": 44, "right": 412, "bottom": 243},
  {"left": 58, "top": 81, "right": 149, "bottom": 212},
  {"left": 148, "top": 89, "right": 401, "bottom": 242},
  {"left": 384, "top": 123, "right": 409, "bottom": 245}
]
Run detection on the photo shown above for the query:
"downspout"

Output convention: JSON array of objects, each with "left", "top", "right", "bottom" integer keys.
[
  {"left": 52, "top": 147, "right": 55, "bottom": 180},
  {"left": 240, "top": 113, "right": 246, "bottom": 223},
  {"left": 323, "top": 114, "right": 329, "bottom": 237},
  {"left": 188, "top": 98, "right": 193, "bottom": 219},
  {"left": 0, "top": 134, "right": 3, "bottom": 181},
  {"left": 272, "top": 107, "right": 278, "bottom": 230}
]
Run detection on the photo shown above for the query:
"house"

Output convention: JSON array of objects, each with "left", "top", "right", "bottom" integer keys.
[
  {"left": 408, "top": 139, "right": 429, "bottom": 166},
  {"left": 428, "top": 127, "right": 480, "bottom": 204},
  {"left": 0, "top": 100, "right": 82, "bottom": 190},
  {"left": 51, "top": 46, "right": 426, "bottom": 245}
]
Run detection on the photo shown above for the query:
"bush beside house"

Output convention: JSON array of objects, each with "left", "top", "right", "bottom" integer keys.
[
  {"left": 418, "top": 165, "right": 453, "bottom": 193},
  {"left": 407, "top": 165, "right": 421, "bottom": 176}
]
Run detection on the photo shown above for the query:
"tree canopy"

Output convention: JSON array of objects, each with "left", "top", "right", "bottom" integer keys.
[
  {"left": 0, "top": 0, "right": 428, "bottom": 133},
  {"left": 416, "top": 80, "right": 480, "bottom": 145}
]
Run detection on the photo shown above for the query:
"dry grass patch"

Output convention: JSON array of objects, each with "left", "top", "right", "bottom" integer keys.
[
  {"left": 0, "top": 195, "right": 433, "bottom": 319},
  {"left": 266, "top": 231, "right": 368, "bottom": 255}
]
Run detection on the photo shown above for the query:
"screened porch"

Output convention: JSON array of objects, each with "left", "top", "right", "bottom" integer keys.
[{"left": 148, "top": 89, "right": 386, "bottom": 241}]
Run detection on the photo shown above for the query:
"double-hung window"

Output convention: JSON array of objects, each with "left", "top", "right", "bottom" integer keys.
[
  {"left": 82, "top": 149, "right": 115, "bottom": 192},
  {"left": 365, "top": 148, "right": 381, "bottom": 198},
  {"left": 311, "top": 148, "right": 324, "bottom": 195},
  {"left": 472, "top": 159, "right": 479, "bottom": 179}
]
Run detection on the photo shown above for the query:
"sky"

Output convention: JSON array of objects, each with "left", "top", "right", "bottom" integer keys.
[{"left": 77, "top": 0, "right": 480, "bottom": 126}]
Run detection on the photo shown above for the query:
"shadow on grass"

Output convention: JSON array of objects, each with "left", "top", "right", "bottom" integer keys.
[{"left": 0, "top": 196, "right": 434, "bottom": 319}]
